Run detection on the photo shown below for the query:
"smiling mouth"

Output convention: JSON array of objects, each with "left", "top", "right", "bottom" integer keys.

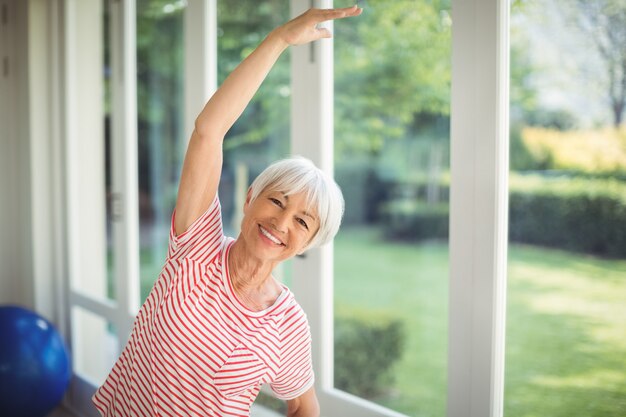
[{"left": 259, "top": 225, "right": 285, "bottom": 246}]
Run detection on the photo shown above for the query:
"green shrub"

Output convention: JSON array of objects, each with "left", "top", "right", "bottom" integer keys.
[
  {"left": 378, "top": 174, "right": 626, "bottom": 257},
  {"left": 380, "top": 200, "right": 449, "bottom": 241},
  {"left": 335, "top": 162, "right": 393, "bottom": 225},
  {"left": 509, "top": 174, "right": 626, "bottom": 258},
  {"left": 334, "top": 312, "right": 406, "bottom": 399},
  {"left": 524, "top": 108, "right": 578, "bottom": 131}
]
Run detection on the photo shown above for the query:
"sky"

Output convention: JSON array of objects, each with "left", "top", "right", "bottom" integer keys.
[{"left": 512, "top": 0, "right": 613, "bottom": 128}]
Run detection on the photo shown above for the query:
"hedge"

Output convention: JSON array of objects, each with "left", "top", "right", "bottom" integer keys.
[
  {"left": 380, "top": 174, "right": 626, "bottom": 258},
  {"left": 381, "top": 200, "right": 449, "bottom": 241},
  {"left": 508, "top": 175, "right": 626, "bottom": 257},
  {"left": 334, "top": 311, "right": 406, "bottom": 399}
]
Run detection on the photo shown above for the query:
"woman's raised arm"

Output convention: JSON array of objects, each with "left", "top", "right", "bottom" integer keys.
[{"left": 173, "top": 6, "right": 362, "bottom": 236}]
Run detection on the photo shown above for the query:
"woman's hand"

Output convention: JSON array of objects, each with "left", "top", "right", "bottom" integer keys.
[{"left": 272, "top": 5, "right": 363, "bottom": 46}]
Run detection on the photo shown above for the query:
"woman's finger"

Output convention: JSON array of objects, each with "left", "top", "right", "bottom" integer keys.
[
  {"left": 316, "top": 5, "right": 362, "bottom": 22},
  {"left": 276, "top": 5, "right": 361, "bottom": 45},
  {"left": 320, "top": 5, "right": 361, "bottom": 14}
]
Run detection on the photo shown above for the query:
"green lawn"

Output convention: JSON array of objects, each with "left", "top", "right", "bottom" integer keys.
[
  {"left": 505, "top": 245, "right": 626, "bottom": 417},
  {"left": 333, "top": 226, "right": 626, "bottom": 417}
]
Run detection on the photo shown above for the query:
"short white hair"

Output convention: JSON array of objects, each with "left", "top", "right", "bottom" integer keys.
[{"left": 248, "top": 156, "right": 345, "bottom": 250}]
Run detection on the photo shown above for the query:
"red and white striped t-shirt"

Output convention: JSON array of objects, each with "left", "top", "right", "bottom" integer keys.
[{"left": 92, "top": 197, "right": 314, "bottom": 416}]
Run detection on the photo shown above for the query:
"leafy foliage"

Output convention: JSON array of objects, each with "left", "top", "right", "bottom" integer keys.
[
  {"left": 334, "top": 311, "right": 406, "bottom": 399},
  {"left": 135, "top": 0, "right": 186, "bottom": 218},
  {"left": 521, "top": 127, "right": 626, "bottom": 174},
  {"left": 509, "top": 174, "right": 626, "bottom": 257},
  {"left": 334, "top": 0, "right": 451, "bottom": 155},
  {"left": 217, "top": 1, "right": 290, "bottom": 156},
  {"left": 381, "top": 200, "right": 448, "bottom": 241}
]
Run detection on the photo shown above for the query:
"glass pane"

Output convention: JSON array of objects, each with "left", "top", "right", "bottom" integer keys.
[
  {"left": 217, "top": 0, "right": 291, "bottom": 283},
  {"left": 71, "top": 307, "right": 119, "bottom": 385},
  {"left": 333, "top": 1, "right": 451, "bottom": 415},
  {"left": 506, "top": 1, "right": 626, "bottom": 416},
  {"left": 136, "top": 0, "right": 186, "bottom": 302},
  {"left": 72, "top": 0, "right": 114, "bottom": 302}
]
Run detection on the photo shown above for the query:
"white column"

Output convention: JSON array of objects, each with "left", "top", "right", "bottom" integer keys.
[
  {"left": 184, "top": 0, "right": 217, "bottom": 140},
  {"left": 109, "top": 0, "right": 140, "bottom": 334},
  {"left": 447, "top": 0, "right": 510, "bottom": 416}
]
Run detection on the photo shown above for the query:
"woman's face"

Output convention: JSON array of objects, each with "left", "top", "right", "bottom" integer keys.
[{"left": 240, "top": 188, "right": 320, "bottom": 262}]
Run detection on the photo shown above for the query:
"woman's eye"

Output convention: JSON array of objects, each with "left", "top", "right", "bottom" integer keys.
[
  {"left": 297, "top": 218, "right": 309, "bottom": 230},
  {"left": 270, "top": 198, "right": 283, "bottom": 207}
]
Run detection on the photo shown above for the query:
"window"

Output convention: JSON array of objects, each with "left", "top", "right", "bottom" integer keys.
[
  {"left": 333, "top": 1, "right": 451, "bottom": 415},
  {"left": 505, "top": 1, "right": 626, "bottom": 415}
]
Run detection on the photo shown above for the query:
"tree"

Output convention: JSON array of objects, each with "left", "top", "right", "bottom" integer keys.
[
  {"left": 216, "top": 0, "right": 290, "bottom": 157},
  {"left": 566, "top": 0, "right": 626, "bottom": 127},
  {"left": 334, "top": 0, "right": 451, "bottom": 156}
]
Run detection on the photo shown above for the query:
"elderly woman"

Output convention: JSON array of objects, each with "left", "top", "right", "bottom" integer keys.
[{"left": 93, "top": 5, "right": 362, "bottom": 417}]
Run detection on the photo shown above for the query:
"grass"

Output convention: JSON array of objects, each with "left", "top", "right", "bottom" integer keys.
[
  {"left": 505, "top": 245, "right": 626, "bottom": 417},
  {"left": 333, "top": 226, "right": 626, "bottom": 417}
]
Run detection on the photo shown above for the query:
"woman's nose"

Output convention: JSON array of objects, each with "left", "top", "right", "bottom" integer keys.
[{"left": 273, "top": 213, "right": 289, "bottom": 233}]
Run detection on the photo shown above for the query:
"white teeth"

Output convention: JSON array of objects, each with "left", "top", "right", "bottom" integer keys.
[{"left": 260, "top": 226, "right": 283, "bottom": 245}]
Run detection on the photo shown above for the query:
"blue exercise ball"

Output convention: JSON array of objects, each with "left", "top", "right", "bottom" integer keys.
[{"left": 0, "top": 305, "right": 71, "bottom": 417}]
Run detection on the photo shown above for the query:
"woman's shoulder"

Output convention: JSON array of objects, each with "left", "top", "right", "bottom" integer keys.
[
  {"left": 275, "top": 292, "right": 310, "bottom": 330},
  {"left": 168, "top": 196, "right": 225, "bottom": 258}
]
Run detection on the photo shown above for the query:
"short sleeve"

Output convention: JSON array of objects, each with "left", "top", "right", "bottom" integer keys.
[
  {"left": 270, "top": 308, "right": 315, "bottom": 400},
  {"left": 168, "top": 196, "right": 224, "bottom": 262}
]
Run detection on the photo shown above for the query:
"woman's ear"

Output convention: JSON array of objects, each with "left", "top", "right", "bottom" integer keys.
[{"left": 244, "top": 187, "right": 253, "bottom": 209}]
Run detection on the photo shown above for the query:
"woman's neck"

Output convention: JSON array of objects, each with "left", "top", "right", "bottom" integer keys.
[{"left": 228, "top": 238, "right": 282, "bottom": 311}]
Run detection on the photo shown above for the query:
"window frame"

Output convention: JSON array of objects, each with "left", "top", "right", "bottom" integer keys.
[
  {"left": 62, "top": 0, "right": 139, "bottom": 413},
  {"left": 447, "top": 0, "right": 510, "bottom": 416}
]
